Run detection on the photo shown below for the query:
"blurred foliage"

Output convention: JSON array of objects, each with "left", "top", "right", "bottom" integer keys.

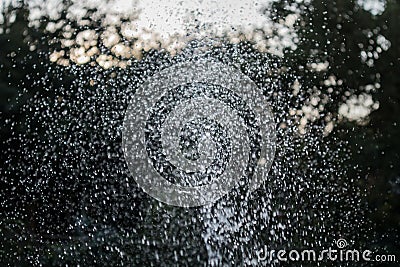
[{"left": 271, "top": 0, "right": 400, "bottom": 262}]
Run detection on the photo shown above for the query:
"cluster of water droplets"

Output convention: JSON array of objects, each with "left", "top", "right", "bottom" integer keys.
[{"left": 0, "top": 3, "right": 371, "bottom": 266}]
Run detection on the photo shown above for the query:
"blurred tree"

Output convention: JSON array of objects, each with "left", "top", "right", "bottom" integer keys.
[{"left": 271, "top": 0, "right": 400, "bottom": 260}]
